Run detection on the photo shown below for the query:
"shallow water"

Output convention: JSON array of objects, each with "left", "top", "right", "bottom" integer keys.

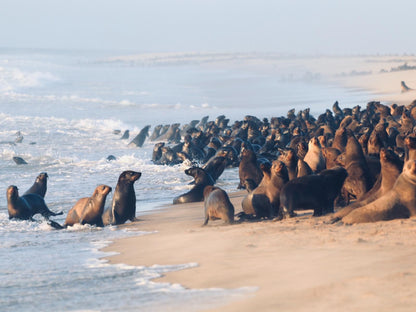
[{"left": 0, "top": 49, "right": 371, "bottom": 311}]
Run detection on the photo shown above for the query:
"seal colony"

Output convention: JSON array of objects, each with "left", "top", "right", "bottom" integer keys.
[
  {"left": 145, "top": 98, "right": 416, "bottom": 225},
  {"left": 7, "top": 98, "right": 416, "bottom": 227}
]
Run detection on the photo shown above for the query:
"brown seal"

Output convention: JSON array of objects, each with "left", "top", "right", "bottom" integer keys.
[
  {"left": 24, "top": 172, "right": 48, "bottom": 198},
  {"left": 330, "top": 148, "right": 402, "bottom": 222},
  {"left": 241, "top": 160, "right": 288, "bottom": 219},
  {"left": 322, "top": 147, "right": 341, "bottom": 169},
  {"left": 64, "top": 185, "right": 112, "bottom": 227},
  {"left": 278, "top": 148, "right": 297, "bottom": 180},
  {"left": 367, "top": 120, "right": 388, "bottom": 157},
  {"left": 341, "top": 132, "right": 373, "bottom": 203},
  {"left": 238, "top": 148, "right": 263, "bottom": 189},
  {"left": 202, "top": 186, "right": 234, "bottom": 225},
  {"left": 341, "top": 160, "right": 416, "bottom": 224},
  {"left": 7, "top": 185, "right": 62, "bottom": 220}
]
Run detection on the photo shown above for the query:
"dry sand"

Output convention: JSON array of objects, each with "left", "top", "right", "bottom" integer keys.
[{"left": 103, "top": 55, "right": 416, "bottom": 311}]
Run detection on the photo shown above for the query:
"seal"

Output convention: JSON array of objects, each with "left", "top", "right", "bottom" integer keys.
[
  {"left": 173, "top": 167, "right": 214, "bottom": 204},
  {"left": 202, "top": 186, "right": 234, "bottom": 225},
  {"left": 341, "top": 160, "right": 416, "bottom": 224},
  {"left": 322, "top": 147, "right": 341, "bottom": 169},
  {"left": 13, "top": 156, "right": 27, "bottom": 165},
  {"left": 107, "top": 155, "right": 117, "bottom": 161},
  {"left": 279, "top": 166, "right": 348, "bottom": 218},
  {"left": 7, "top": 185, "right": 62, "bottom": 220},
  {"left": 202, "top": 155, "right": 228, "bottom": 183},
  {"left": 330, "top": 148, "right": 402, "bottom": 222},
  {"left": 238, "top": 148, "right": 263, "bottom": 189},
  {"left": 303, "top": 137, "right": 326, "bottom": 173},
  {"left": 278, "top": 148, "right": 298, "bottom": 180},
  {"left": 120, "top": 130, "right": 129, "bottom": 140},
  {"left": 341, "top": 131, "right": 373, "bottom": 203},
  {"left": 367, "top": 120, "right": 388, "bottom": 157},
  {"left": 63, "top": 185, "right": 112, "bottom": 227},
  {"left": 128, "top": 125, "right": 151, "bottom": 147},
  {"left": 158, "top": 123, "right": 180, "bottom": 141},
  {"left": 401, "top": 81, "right": 413, "bottom": 93},
  {"left": 24, "top": 172, "right": 48, "bottom": 198},
  {"left": 241, "top": 160, "right": 289, "bottom": 219},
  {"left": 102, "top": 170, "right": 142, "bottom": 225},
  {"left": 149, "top": 124, "right": 163, "bottom": 141}
]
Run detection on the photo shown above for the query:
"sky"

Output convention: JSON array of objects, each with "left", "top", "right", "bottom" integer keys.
[{"left": 1, "top": 0, "right": 415, "bottom": 55}]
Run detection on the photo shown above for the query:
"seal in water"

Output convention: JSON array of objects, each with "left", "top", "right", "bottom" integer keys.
[
  {"left": 173, "top": 167, "right": 214, "bottom": 204},
  {"left": 7, "top": 185, "right": 62, "bottom": 220},
  {"left": 13, "top": 156, "right": 27, "bottom": 165},
  {"left": 102, "top": 171, "right": 142, "bottom": 225},
  {"left": 202, "top": 186, "right": 234, "bottom": 225},
  {"left": 63, "top": 185, "right": 112, "bottom": 227},
  {"left": 128, "top": 125, "right": 151, "bottom": 147},
  {"left": 24, "top": 172, "right": 48, "bottom": 198}
]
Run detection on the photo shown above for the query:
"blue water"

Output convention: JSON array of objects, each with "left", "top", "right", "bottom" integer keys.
[{"left": 0, "top": 49, "right": 372, "bottom": 311}]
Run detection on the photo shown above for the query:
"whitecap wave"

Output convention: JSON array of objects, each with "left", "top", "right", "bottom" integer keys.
[{"left": 0, "top": 66, "right": 59, "bottom": 93}]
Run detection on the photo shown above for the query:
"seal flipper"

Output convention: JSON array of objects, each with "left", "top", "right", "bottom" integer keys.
[
  {"left": 48, "top": 220, "right": 65, "bottom": 230},
  {"left": 202, "top": 215, "right": 209, "bottom": 226}
]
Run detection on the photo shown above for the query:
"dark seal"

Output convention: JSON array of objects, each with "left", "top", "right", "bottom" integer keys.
[
  {"left": 13, "top": 156, "right": 27, "bottom": 165},
  {"left": 102, "top": 171, "right": 142, "bottom": 225},
  {"left": 128, "top": 125, "right": 151, "bottom": 147},
  {"left": 173, "top": 167, "right": 214, "bottom": 204},
  {"left": 24, "top": 172, "right": 48, "bottom": 198},
  {"left": 279, "top": 167, "right": 348, "bottom": 218},
  {"left": 7, "top": 185, "right": 62, "bottom": 220}
]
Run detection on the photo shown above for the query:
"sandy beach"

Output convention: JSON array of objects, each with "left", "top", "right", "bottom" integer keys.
[{"left": 103, "top": 55, "right": 416, "bottom": 311}]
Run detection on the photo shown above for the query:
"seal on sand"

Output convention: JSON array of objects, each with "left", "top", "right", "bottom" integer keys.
[
  {"left": 64, "top": 185, "right": 112, "bottom": 227},
  {"left": 102, "top": 171, "right": 142, "bottom": 225},
  {"left": 341, "top": 132, "right": 373, "bottom": 203},
  {"left": 303, "top": 137, "right": 326, "bottom": 173},
  {"left": 173, "top": 167, "right": 214, "bottom": 204},
  {"left": 279, "top": 167, "right": 348, "bottom": 218},
  {"left": 342, "top": 160, "right": 416, "bottom": 224},
  {"left": 7, "top": 185, "right": 62, "bottom": 220},
  {"left": 241, "top": 160, "right": 289, "bottom": 219},
  {"left": 24, "top": 172, "right": 48, "bottom": 198},
  {"left": 238, "top": 148, "right": 263, "bottom": 189},
  {"left": 202, "top": 186, "right": 234, "bottom": 225},
  {"left": 330, "top": 148, "right": 402, "bottom": 222}
]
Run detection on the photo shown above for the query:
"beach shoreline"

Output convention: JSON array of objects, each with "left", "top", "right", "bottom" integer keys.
[{"left": 103, "top": 55, "right": 416, "bottom": 311}]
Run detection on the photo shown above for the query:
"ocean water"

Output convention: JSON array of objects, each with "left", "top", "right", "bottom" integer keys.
[{"left": 0, "top": 49, "right": 372, "bottom": 311}]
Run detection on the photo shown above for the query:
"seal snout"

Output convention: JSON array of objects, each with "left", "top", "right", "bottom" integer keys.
[
  {"left": 7, "top": 185, "right": 19, "bottom": 197},
  {"left": 103, "top": 185, "right": 112, "bottom": 192}
]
